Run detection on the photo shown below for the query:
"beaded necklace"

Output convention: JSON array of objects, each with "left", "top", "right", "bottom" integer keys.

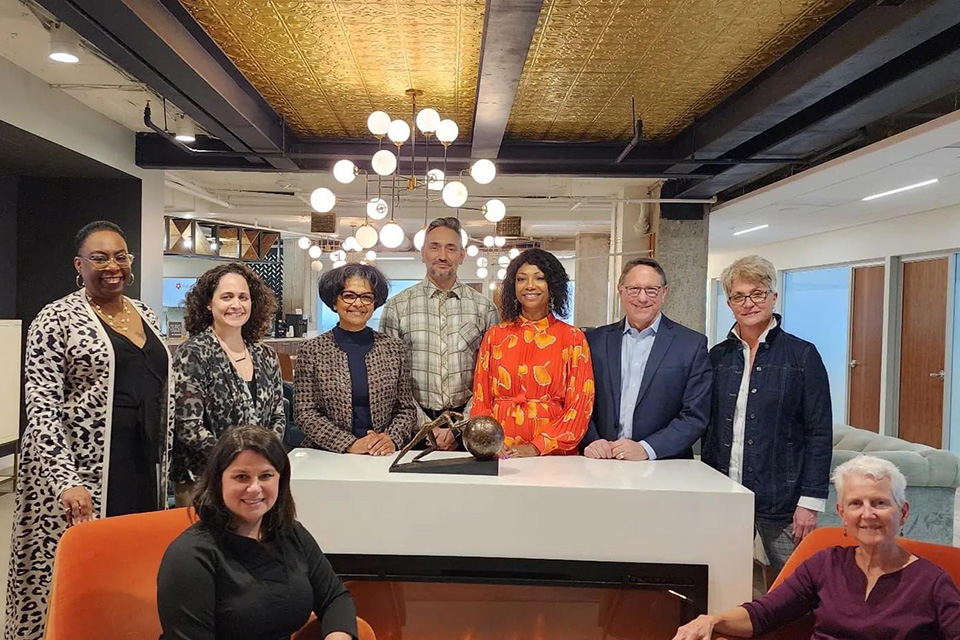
[{"left": 88, "top": 296, "right": 131, "bottom": 332}]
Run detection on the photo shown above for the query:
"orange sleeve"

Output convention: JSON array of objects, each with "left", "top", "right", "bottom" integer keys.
[
  {"left": 470, "top": 326, "right": 496, "bottom": 419},
  {"left": 530, "top": 329, "right": 595, "bottom": 455}
]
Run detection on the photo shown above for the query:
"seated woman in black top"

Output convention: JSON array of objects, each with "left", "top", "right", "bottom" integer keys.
[
  {"left": 294, "top": 264, "right": 417, "bottom": 455},
  {"left": 157, "top": 425, "right": 357, "bottom": 640}
]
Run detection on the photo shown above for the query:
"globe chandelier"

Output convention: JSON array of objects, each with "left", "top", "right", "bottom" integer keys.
[{"left": 309, "top": 89, "right": 507, "bottom": 255}]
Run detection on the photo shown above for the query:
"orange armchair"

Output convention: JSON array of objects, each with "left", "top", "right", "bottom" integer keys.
[
  {"left": 46, "top": 508, "right": 374, "bottom": 639},
  {"left": 718, "top": 527, "right": 960, "bottom": 639}
]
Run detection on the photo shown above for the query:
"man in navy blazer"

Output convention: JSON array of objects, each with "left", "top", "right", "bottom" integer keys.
[{"left": 581, "top": 258, "right": 712, "bottom": 461}]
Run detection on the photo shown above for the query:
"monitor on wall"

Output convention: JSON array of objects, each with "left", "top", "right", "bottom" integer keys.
[{"left": 163, "top": 277, "right": 197, "bottom": 308}]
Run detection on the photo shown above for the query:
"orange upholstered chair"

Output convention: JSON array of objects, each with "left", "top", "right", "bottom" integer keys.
[
  {"left": 717, "top": 527, "right": 960, "bottom": 639},
  {"left": 46, "top": 508, "right": 375, "bottom": 639},
  {"left": 292, "top": 614, "right": 376, "bottom": 640}
]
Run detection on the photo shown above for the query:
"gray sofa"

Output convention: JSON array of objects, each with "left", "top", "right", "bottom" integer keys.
[{"left": 821, "top": 424, "right": 960, "bottom": 545}]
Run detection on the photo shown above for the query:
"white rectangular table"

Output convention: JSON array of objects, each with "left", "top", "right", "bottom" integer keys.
[{"left": 289, "top": 450, "right": 755, "bottom": 613}]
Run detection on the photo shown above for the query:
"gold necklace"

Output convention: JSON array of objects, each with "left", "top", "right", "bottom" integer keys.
[
  {"left": 88, "top": 296, "right": 131, "bottom": 332},
  {"left": 217, "top": 336, "right": 249, "bottom": 363}
]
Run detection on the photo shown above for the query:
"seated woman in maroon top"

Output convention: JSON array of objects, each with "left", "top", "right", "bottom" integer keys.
[{"left": 672, "top": 455, "right": 960, "bottom": 640}]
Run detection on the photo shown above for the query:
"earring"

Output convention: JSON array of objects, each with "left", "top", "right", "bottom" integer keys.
[
  {"left": 125, "top": 272, "right": 135, "bottom": 286},
  {"left": 76, "top": 273, "right": 83, "bottom": 288},
  {"left": 842, "top": 527, "right": 847, "bottom": 537}
]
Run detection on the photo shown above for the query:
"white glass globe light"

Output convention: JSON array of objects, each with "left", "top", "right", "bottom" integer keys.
[
  {"left": 495, "top": 235, "right": 506, "bottom": 247},
  {"left": 379, "top": 222, "right": 405, "bottom": 249},
  {"left": 367, "top": 111, "right": 391, "bottom": 136},
  {"left": 483, "top": 199, "right": 506, "bottom": 222},
  {"left": 309, "top": 187, "right": 336, "bottom": 213},
  {"left": 333, "top": 260, "right": 347, "bottom": 269},
  {"left": 436, "top": 119, "right": 459, "bottom": 144},
  {"left": 371, "top": 149, "right": 397, "bottom": 176},
  {"left": 311, "top": 260, "right": 323, "bottom": 273},
  {"left": 416, "top": 108, "right": 441, "bottom": 133},
  {"left": 442, "top": 181, "right": 468, "bottom": 208},
  {"left": 497, "top": 268, "right": 507, "bottom": 280},
  {"left": 466, "top": 244, "right": 479, "bottom": 257},
  {"left": 365, "top": 250, "right": 377, "bottom": 261},
  {"left": 333, "top": 159, "right": 357, "bottom": 184},
  {"left": 498, "top": 255, "right": 510, "bottom": 267},
  {"left": 297, "top": 237, "right": 311, "bottom": 250},
  {"left": 470, "top": 159, "right": 496, "bottom": 185},
  {"left": 483, "top": 236, "right": 494, "bottom": 248},
  {"left": 509, "top": 247, "right": 520, "bottom": 259},
  {"left": 477, "top": 257, "right": 488, "bottom": 268},
  {"left": 461, "top": 228, "right": 469, "bottom": 248},
  {"left": 308, "top": 245, "right": 322, "bottom": 259},
  {"left": 476, "top": 267, "right": 488, "bottom": 279},
  {"left": 489, "top": 282, "right": 497, "bottom": 291},
  {"left": 366, "top": 197, "right": 388, "bottom": 220},
  {"left": 342, "top": 237, "right": 360, "bottom": 252},
  {"left": 387, "top": 119, "right": 410, "bottom": 144},
  {"left": 426, "top": 168, "right": 445, "bottom": 191},
  {"left": 330, "top": 249, "right": 346, "bottom": 262},
  {"left": 355, "top": 225, "right": 379, "bottom": 249},
  {"left": 413, "top": 228, "right": 427, "bottom": 251}
]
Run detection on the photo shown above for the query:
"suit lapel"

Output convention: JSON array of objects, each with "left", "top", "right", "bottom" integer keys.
[
  {"left": 607, "top": 320, "right": 624, "bottom": 423},
  {"left": 634, "top": 316, "right": 674, "bottom": 411}
]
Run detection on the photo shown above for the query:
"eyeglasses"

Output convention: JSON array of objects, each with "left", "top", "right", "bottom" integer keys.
[
  {"left": 621, "top": 285, "right": 662, "bottom": 299},
  {"left": 728, "top": 290, "right": 771, "bottom": 306},
  {"left": 340, "top": 291, "right": 376, "bottom": 306},
  {"left": 79, "top": 253, "right": 135, "bottom": 270}
]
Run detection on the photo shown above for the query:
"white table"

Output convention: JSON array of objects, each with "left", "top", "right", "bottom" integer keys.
[{"left": 289, "top": 450, "right": 754, "bottom": 613}]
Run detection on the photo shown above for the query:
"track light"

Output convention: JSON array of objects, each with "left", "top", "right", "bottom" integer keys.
[
  {"left": 49, "top": 23, "right": 80, "bottom": 64},
  {"left": 175, "top": 116, "right": 196, "bottom": 143}
]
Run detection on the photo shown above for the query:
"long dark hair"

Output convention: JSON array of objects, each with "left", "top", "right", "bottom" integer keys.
[
  {"left": 500, "top": 248, "right": 570, "bottom": 321},
  {"left": 183, "top": 262, "right": 278, "bottom": 342},
  {"left": 192, "top": 425, "right": 295, "bottom": 541}
]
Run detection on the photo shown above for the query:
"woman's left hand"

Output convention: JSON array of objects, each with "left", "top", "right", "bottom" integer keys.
[
  {"left": 367, "top": 431, "right": 396, "bottom": 456},
  {"left": 499, "top": 443, "right": 539, "bottom": 458}
]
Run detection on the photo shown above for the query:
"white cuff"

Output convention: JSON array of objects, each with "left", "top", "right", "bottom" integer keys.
[
  {"left": 639, "top": 440, "right": 657, "bottom": 461},
  {"left": 797, "top": 496, "right": 826, "bottom": 513}
]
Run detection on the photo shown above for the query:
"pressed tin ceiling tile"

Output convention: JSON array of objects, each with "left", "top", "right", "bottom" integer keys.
[{"left": 180, "top": 0, "right": 485, "bottom": 138}]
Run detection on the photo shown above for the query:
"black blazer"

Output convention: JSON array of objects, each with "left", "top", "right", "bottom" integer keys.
[{"left": 581, "top": 315, "right": 712, "bottom": 459}]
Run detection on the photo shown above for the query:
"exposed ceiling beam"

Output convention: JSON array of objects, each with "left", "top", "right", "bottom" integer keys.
[
  {"left": 661, "top": 0, "right": 960, "bottom": 183},
  {"left": 38, "top": 0, "right": 298, "bottom": 171},
  {"left": 470, "top": 0, "right": 542, "bottom": 159}
]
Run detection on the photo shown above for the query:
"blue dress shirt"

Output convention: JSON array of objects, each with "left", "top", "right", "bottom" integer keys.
[{"left": 619, "top": 313, "right": 662, "bottom": 459}]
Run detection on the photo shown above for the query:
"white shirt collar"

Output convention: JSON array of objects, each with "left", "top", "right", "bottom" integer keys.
[
  {"left": 732, "top": 315, "right": 778, "bottom": 345},
  {"left": 623, "top": 312, "right": 662, "bottom": 336}
]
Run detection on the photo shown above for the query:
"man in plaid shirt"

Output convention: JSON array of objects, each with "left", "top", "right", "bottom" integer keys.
[{"left": 380, "top": 217, "right": 500, "bottom": 449}]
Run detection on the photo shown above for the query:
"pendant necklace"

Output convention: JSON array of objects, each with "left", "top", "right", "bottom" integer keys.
[{"left": 88, "top": 296, "right": 131, "bottom": 332}]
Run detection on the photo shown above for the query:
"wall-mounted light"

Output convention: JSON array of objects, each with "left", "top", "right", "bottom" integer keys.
[{"left": 862, "top": 178, "right": 938, "bottom": 202}]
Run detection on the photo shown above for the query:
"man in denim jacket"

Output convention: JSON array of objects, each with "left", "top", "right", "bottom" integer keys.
[{"left": 702, "top": 255, "right": 833, "bottom": 576}]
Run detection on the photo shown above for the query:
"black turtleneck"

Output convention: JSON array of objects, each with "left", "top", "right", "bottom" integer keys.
[{"left": 332, "top": 325, "right": 375, "bottom": 438}]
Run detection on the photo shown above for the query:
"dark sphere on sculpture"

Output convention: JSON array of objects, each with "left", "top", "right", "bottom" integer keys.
[{"left": 462, "top": 416, "right": 504, "bottom": 460}]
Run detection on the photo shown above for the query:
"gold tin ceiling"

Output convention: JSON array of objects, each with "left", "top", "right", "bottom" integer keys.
[
  {"left": 179, "top": 0, "right": 485, "bottom": 138},
  {"left": 507, "top": 0, "right": 854, "bottom": 142},
  {"left": 180, "top": 0, "right": 851, "bottom": 143}
]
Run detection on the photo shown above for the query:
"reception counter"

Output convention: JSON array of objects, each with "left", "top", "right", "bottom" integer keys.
[{"left": 289, "top": 450, "right": 754, "bottom": 617}]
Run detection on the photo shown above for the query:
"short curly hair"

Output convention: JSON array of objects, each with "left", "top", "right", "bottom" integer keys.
[
  {"left": 318, "top": 263, "right": 389, "bottom": 311},
  {"left": 500, "top": 248, "right": 569, "bottom": 321},
  {"left": 183, "top": 262, "right": 278, "bottom": 342}
]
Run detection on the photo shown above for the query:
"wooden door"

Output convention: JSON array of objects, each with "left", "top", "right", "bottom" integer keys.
[
  {"left": 848, "top": 266, "right": 884, "bottom": 432},
  {"left": 898, "top": 258, "right": 948, "bottom": 447}
]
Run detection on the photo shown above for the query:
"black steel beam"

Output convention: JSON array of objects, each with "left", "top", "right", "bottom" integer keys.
[
  {"left": 471, "top": 0, "right": 542, "bottom": 159},
  {"left": 662, "top": 0, "right": 960, "bottom": 181},
  {"left": 38, "top": 0, "right": 297, "bottom": 170}
]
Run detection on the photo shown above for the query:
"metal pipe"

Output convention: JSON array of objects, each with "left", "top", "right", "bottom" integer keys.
[{"left": 164, "top": 179, "right": 234, "bottom": 209}]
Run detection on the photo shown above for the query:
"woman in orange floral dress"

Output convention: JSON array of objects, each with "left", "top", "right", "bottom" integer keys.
[{"left": 471, "top": 248, "right": 595, "bottom": 457}]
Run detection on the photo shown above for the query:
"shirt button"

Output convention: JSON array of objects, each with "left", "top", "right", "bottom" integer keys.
[{"left": 750, "top": 388, "right": 757, "bottom": 394}]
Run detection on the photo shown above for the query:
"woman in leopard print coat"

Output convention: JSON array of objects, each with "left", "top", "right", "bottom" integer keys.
[{"left": 6, "top": 222, "right": 175, "bottom": 640}]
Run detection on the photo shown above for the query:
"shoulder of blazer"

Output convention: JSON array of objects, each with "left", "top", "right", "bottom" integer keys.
[
  {"left": 585, "top": 319, "right": 623, "bottom": 340},
  {"left": 659, "top": 315, "right": 706, "bottom": 345}
]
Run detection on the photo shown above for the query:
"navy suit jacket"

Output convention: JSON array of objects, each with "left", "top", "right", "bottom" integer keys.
[{"left": 581, "top": 315, "right": 712, "bottom": 459}]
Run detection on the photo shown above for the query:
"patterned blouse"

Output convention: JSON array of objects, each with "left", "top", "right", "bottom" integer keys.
[
  {"left": 471, "top": 314, "right": 595, "bottom": 455},
  {"left": 171, "top": 328, "right": 285, "bottom": 483}
]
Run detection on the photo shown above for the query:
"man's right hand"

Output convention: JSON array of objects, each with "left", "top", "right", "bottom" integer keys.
[
  {"left": 433, "top": 427, "right": 457, "bottom": 451},
  {"left": 583, "top": 439, "right": 615, "bottom": 459},
  {"left": 60, "top": 485, "right": 94, "bottom": 527}
]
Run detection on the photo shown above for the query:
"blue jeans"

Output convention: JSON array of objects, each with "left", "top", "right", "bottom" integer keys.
[{"left": 757, "top": 519, "right": 797, "bottom": 578}]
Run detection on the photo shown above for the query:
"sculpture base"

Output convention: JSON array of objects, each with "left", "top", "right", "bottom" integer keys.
[{"left": 390, "top": 457, "right": 499, "bottom": 476}]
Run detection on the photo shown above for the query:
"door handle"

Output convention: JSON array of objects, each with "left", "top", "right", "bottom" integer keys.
[
  {"left": 849, "top": 359, "right": 858, "bottom": 368},
  {"left": 930, "top": 370, "right": 945, "bottom": 380}
]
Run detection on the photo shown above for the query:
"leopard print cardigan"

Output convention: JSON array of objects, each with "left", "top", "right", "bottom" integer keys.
[
  {"left": 6, "top": 289, "right": 174, "bottom": 640},
  {"left": 171, "top": 327, "right": 286, "bottom": 483},
  {"left": 294, "top": 329, "right": 417, "bottom": 452}
]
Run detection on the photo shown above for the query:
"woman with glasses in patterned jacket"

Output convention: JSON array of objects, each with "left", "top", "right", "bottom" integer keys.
[
  {"left": 294, "top": 264, "right": 417, "bottom": 455},
  {"left": 7, "top": 221, "right": 175, "bottom": 640}
]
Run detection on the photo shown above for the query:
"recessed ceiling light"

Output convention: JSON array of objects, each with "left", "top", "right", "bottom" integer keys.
[
  {"left": 733, "top": 224, "right": 769, "bottom": 236},
  {"left": 862, "top": 178, "right": 938, "bottom": 202}
]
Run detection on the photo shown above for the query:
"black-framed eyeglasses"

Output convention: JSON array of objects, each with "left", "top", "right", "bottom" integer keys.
[
  {"left": 340, "top": 291, "right": 375, "bottom": 306},
  {"left": 621, "top": 285, "right": 662, "bottom": 299},
  {"left": 728, "top": 290, "right": 771, "bottom": 306},
  {"left": 78, "top": 252, "right": 135, "bottom": 270}
]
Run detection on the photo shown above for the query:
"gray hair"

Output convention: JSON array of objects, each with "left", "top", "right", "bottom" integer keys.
[
  {"left": 832, "top": 455, "right": 907, "bottom": 507},
  {"left": 720, "top": 255, "right": 777, "bottom": 296}
]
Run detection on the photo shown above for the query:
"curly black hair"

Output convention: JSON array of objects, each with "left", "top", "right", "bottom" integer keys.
[
  {"left": 192, "top": 425, "right": 294, "bottom": 542},
  {"left": 75, "top": 220, "right": 126, "bottom": 253},
  {"left": 183, "top": 262, "right": 278, "bottom": 342},
  {"left": 318, "top": 263, "right": 389, "bottom": 311},
  {"left": 500, "top": 248, "right": 569, "bottom": 321}
]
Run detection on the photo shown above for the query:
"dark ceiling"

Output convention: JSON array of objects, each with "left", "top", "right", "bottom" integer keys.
[{"left": 0, "top": 121, "right": 131, "bottom": 179}]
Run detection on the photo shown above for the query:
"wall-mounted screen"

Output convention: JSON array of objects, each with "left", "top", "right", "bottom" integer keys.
[{"left": 163, "top": 277, "right": 197, "bottom": 308}]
